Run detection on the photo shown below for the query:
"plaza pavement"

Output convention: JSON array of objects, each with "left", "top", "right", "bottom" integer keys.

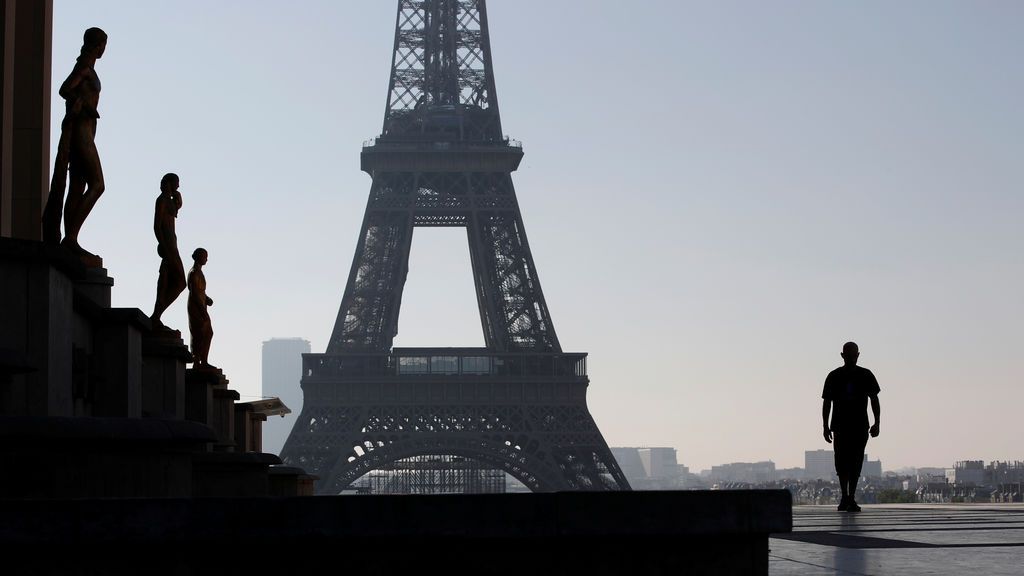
[{"left": 770, "top": 503, "right": 1024, "bottom": 575}]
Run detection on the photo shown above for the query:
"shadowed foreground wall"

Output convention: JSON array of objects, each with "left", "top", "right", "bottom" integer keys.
[{"left": 1, "top": 490, "right": 792, "bottom": 575}]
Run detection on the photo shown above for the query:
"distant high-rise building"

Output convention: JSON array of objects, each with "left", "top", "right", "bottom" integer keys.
[
  {"left": 611, "top": 447, "right": 683, "bottom": 489},
  {"left": 947, "top": 460, "right": 985, "bottom": 486},
  {"left": 611, "top": 448, "right": 647, "bottom": 484},
  {"left": 805, "top": 449, "right": 880, "bottom": 481},
  {"left": 862, "top": 457, "right": 882, "bottom": 479},
  {"left": 805, "top": 449, "right": 835, "bottom": 480},
  {"left": 261, "top": 338, "right": 311, "bottom": 455},
  {"left": 640, "top": 447, "right": 680, "bottom": 480}
]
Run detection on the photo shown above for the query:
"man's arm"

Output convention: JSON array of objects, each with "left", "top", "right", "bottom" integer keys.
[
  {"left": 869, "top": 395, "right": 881, "bottom": 437},
  {"left": 822, "top": 399, "right": 832, "bottom": 443}
]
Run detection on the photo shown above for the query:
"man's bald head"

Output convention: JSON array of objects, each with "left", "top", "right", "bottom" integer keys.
[{"left": 842, "top": 341, "right": 859, "bottom": 365}]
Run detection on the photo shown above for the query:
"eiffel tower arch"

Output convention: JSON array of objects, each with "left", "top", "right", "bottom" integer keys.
[{"left": 281, "top": 0, "right": 630, "bottom": 493}]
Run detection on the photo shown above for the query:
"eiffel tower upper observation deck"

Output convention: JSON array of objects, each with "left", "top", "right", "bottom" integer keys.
[{"left": 281, "top": 0, "right": 630, "bottom": 493}]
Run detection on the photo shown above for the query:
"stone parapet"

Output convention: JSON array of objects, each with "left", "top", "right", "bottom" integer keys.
[{"left": 0, "top": 490, "right": 792, "bottom": 574}]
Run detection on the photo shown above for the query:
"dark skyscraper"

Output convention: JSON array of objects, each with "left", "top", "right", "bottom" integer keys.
[{"left": 261, "top": 337, "right": 311, "bottom": 455}]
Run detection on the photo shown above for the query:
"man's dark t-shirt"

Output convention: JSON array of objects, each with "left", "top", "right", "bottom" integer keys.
[{"left": 822, "top": 365, "right": 880, "bottom": 434}]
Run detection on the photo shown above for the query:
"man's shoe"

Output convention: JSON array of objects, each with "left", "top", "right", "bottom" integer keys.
[
  {"left": 847, "top": 500, "right": 862, "bottom": 512},
  {"left": 837, "top": 496, "right": 849, "bottom": 511}
]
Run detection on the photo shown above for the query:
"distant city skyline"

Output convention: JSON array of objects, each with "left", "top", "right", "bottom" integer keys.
[
  {"left": 49, "top": 1, "right": 1024, "bottom": 471},
  {"left": 621, "top": 443, "right": 1006, "bottom": 477}
]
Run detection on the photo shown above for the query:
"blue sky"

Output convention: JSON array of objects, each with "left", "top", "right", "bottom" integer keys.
[{"left": 52, "top": 1, "right": 1024, "bottom": 470}]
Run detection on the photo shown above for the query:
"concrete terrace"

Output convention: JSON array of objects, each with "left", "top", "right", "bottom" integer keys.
[{"left": 770, "top": 503, "right": 1024, "bottom": 575}]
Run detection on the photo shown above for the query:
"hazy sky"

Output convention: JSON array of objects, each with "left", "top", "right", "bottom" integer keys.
[{"left": 52, "top": 1, "right": 1023, "bottom": 471}]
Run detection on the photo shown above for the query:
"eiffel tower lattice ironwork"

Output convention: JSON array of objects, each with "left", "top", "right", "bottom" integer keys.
[{"left": 281, "top": 0, "right": 630, "bottom": 493}]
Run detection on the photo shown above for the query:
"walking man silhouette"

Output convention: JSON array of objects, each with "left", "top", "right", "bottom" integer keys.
[{"left": 822, "top": 341, "right": 881, "bottom": 512}]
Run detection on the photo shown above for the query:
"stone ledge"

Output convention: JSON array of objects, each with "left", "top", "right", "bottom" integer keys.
[
  {"left": 0, "top": 415, "right": 216, "bottom": 444},
  {"left": 0, "top": 489, "right": 791, "bottom": 540},
  {"left": 0, "top": 490, "right": 791, "bottom": 575}
]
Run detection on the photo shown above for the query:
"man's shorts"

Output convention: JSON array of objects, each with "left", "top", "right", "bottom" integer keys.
[{"left": 833, "top": 430, "right": 869, "bottom": 478}]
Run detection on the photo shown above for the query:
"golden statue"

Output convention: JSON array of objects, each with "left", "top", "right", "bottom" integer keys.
[
  {"left": 42, "top": 27, "right": 108, "bottom": 267},
  {"left": 187, "top": 248, "right": 215, "bottom": 369}
]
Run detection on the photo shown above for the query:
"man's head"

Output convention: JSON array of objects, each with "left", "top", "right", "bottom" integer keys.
[
  {"left": 841, "top": 341, "right": 859, "bottom": 366},
  {"left": 160, "top": 173, "right": 179, "bottom": 193},
  {"left": 192, "top": 247, "right": 208, "bottom": 265}
]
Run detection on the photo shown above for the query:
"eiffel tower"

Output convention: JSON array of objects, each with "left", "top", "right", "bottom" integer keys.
[{"left": 281, "top": 0, "right": 630, "bottom": 493}]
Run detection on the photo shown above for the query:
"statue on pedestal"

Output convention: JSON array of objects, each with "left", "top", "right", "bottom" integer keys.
[
  {"left": 41, "top": 27, "right": 108, "bottom": 268},
  {"left": 151, "top": 173, "right": 186, "bottom": 330},
  {"left": 187, "top": 248, "right": 215, "bottom": 369}
]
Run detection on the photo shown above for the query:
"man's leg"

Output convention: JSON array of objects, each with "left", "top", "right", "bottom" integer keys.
[
  {"left": 845, "top": 434, "right": 868, "bottom": 511},
  {"left": 834, "top": 441, "right": 850, "bottom": 511}
]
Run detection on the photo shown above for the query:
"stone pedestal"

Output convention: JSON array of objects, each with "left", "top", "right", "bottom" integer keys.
[
  {"left": 0, "top": 238, "right": 76, "bottom": 416},
  {"left": 74, "top": 266, "right": 112, "bottom": 308},
  {"left": 234, "top": 402, "right": 266, "bottom": 453},
  {"left": 185, "top": 368, "right": 221, "bottom": 429},
  {"left": 92, "top": 308, "right": 147, "bottom": 417},
  {"left": 212, "top": 386, "right": 239, "bottom": 452},
  {"left": 185, "top": 368, "right": 238, "bottom": 451},
  {"left": 141, "top": 330, "right": 189, "bottom": 419}
]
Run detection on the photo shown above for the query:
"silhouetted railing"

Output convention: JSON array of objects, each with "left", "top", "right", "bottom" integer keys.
[
  {"left": 303, "top": 348, "right": 586, "bottom": 381},
  {"left": 362, "top": 136, "right": 522, "bottom": 149}
]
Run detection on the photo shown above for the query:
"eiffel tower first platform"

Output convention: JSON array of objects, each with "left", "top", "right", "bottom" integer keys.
[{"left": 281, "top": 0, "right": 630, "bottom": 494}]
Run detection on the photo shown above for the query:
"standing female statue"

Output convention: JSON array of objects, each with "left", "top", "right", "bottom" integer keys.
[
  {"left": 42, "top": 27, "right": 107, "bottom": 266},
  {"left": 187, "top": 248, "right": 215, "bottom": 369}
]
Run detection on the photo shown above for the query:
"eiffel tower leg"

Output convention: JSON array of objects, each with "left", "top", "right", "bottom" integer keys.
[
  {"left": 468, "top": 207, "right": 559, "bottom": 352},
  {"left": 327, "top": 205, "right": 414, "bottom": 353}
]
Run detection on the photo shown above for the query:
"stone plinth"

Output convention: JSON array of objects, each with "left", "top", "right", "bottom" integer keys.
[
  {"left": 211, "top": 386, "right": 239, "bottom": 452},
  {"left": 73, "top": 266, "right": 113, "bottom": 309},
  {"left": 234, "top": 402, "right": 266, "bottom": 453},
  {"left": 0, "top": 238, "right": 77, "bottom": 416},
  {"left": 184, "top": 367, "right": 225, "bottom": 431},
  {"left": 92, "top": 308, "right": 148, "bottom": 417},
  {"left": 0, "top": 490, "right": 792, "bottom": 575},
  {"left": 185, "top": 367, "right": 240, "bottom": 451},
  {"left": 141, "top": 330, "right": 190, "bottom": 419}
]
